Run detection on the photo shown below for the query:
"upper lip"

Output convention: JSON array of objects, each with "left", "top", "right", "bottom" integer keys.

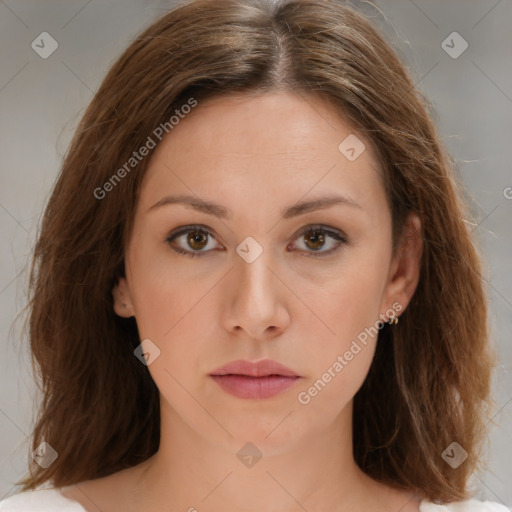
[{"left": 210, "top": 359, "right": 301, "bottom": 378}]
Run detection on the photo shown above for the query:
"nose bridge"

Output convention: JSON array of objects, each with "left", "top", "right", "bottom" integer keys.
[
  {"left": 235, "top": 237, "right": 276, "bottom": 307},
  {"left": 226, "top": 236, "right": 287, "bottom": 337}
]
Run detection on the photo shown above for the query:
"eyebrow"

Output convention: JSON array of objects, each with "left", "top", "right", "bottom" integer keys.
[{"left": 147, "top": 193, "right": 362, "bottom": 219}]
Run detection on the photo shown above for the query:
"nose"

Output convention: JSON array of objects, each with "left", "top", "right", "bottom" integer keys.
[{"left": 222, "top": 245, "right": 290, "bottom": 340}]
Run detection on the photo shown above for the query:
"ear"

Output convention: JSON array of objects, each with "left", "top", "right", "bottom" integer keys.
[
  {"left": 380, "top": 212, "right": 423, "bottom": 319},
  {"left": 112, "top": 276, "right": 135, "bottom": 318}
]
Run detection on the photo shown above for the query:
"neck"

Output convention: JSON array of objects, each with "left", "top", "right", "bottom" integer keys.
[{"left": 129, "top": 397, "right": 413, "bottom": 512}]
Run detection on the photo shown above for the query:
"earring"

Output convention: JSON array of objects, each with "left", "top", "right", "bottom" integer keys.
[{"left": 388, "top": 314, "right": 399, "bottom": 325}]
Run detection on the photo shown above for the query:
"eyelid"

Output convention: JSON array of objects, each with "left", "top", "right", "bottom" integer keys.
[{"left": 165, "top": 223, "right": 348, "bottom": 258}]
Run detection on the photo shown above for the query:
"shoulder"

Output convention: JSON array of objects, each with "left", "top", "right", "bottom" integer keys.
[
  {"left": 0, "top": 488, "right": 86, "bottom": 511},
  {"left": 420, "top": 498, "right": 510, "bottom": 512}
]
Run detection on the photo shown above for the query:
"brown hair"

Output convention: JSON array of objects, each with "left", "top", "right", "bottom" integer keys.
[{"left": 17, "top": 0, "right": 495, "bottom": 502}]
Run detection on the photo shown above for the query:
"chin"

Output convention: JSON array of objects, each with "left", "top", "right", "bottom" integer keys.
[{"left": 204, "top": 413, "right": 310, "bottom": 458}]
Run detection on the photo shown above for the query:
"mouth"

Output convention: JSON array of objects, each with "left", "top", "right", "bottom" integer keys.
[{"left": 209, "top": 359, "right": 302, "bottom": 399}]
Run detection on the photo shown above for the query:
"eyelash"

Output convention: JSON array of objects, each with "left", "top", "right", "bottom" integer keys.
[{"left": 165, "top": 224, "right": 348, "bottom": 259}]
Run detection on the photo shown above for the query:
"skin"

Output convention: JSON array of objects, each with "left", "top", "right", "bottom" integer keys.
[{"left": 61, "top": 91, "right": 423, "bottom": 512}]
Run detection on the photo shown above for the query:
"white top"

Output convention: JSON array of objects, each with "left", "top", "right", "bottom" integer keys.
[{"left": 0, "top": 488, "right": 509, "bottom": 511}]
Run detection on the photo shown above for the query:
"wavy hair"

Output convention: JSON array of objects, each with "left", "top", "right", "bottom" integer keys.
[{"left": 17, "top": 0, "right": 495, "bottom": 502}]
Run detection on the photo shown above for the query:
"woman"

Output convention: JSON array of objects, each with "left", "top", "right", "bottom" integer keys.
[{"left": 1, "top": 0, "right": 508, "bottom": 510}]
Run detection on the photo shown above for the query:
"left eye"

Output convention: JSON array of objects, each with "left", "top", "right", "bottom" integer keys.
[
  {"left": 289, "top": 225, "right": 347, "bottom": 257},
  {"left": 166, "top": 224, "right": 347, "bottom": 259}
]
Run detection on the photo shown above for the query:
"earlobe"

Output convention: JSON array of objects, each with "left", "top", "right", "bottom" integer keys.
[
  {"left": 382, "top": 212, "right": 423, "bottom": 316},
  {"left": 112, "top": 277, "right": 135, "bottom": 318}
]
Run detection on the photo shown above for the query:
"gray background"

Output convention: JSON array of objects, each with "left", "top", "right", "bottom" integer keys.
[{"left": 1, "top": 0, "right": 511, "bottom": 506}]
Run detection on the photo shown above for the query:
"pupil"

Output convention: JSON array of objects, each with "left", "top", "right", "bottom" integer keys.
[
  {"left": 188, "top": 231, "right": 207, "bottom": 249},
  {"left": 307, "top": 230, "right": 325, "bottom": 250}
]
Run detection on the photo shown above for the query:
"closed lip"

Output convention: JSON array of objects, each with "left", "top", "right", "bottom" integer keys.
[{"left": 209, "top": 359, "right": 301, "bottom": 378}]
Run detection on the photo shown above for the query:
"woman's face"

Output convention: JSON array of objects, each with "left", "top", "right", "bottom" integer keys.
[{"left": 113, "top": 91, "right": 421, "bottom": 454}]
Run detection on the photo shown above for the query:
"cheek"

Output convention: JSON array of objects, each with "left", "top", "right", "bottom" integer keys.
[
  {"left": 295, "top": 343, "right": 376, "bottom": 421},
  {"left": 310, "top": 254, "right": 389, "bottom": 348},
  {"left": 294, "top": 281, "right": 382, "bottom": 420},
  {"left": 130, "top": 280, "right": 210, "bottom": 385},
  {"left": 297, "top": 247, "right": 390, "bottom": 403},
  {"left": 126, "top": 239, "right": 189, "bottom": 337},
  {"left": 125, "top": 241, "right": 217, "bottom": 377}
]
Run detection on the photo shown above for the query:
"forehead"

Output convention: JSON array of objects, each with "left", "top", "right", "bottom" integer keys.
[
  {"left": 150, "top": 91, "right": 379, "bottom": 160},
  {"left": 139, "top": 91, "right": 384, "bottom": 215}
]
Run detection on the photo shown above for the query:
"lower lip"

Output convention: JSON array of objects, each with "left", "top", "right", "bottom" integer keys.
[{"left": 210, "top": 374, "right": 301, "bottom": 399}]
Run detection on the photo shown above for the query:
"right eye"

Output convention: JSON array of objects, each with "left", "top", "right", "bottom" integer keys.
[{"left": 165, "top": 225, "right": 222, "bottom": 258}]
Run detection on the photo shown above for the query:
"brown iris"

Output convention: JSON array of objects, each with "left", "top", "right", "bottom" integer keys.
[
  {"left": 303, "top": 229, "right": 325, "bottom": 251},
  {"left": 187, "top": 230, "right": 209, "bottom": 250}
]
